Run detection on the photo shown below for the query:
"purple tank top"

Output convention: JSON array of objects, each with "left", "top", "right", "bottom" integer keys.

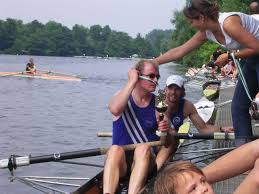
[{"left": 112, "top": 94, "right": 159, "bottom": 145}]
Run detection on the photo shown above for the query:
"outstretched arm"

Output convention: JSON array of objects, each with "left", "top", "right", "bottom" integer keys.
[
  {"left": 154, "top": 31, "right": 207, "bottom": 65},
  {"left": 186, "top": 100, "right": 233, "bottom": 133},
  {"left": 187, "top": 100, "right": 233, "bottom": 133},
  {"left": 203, "top": 139, "right": 259, "bottom": 184}
]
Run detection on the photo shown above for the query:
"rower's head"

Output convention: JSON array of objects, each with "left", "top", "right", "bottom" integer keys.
[
  {"left": 29, "top": 58, "right": 34, "bottom": 63},
  {"left": 135, "top": 59, "right": 159, "bottom": 92},
  {"left": 165, "top": 75, "right": 185, "bottom": 103},
  {"left": 249, "top": 1, "right": 259, "bottom": 14},
  {"left": 154, "top": 161, "right": 214, "bottom": 194},
  {"left": 183, "top": 0, "right": 219, "bottom": 31}
]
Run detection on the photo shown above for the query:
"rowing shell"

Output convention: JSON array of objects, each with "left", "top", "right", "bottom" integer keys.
[
  {"left": 0, "top": 72, "right": 81, "bottom": 81},
  {"left": 194, "top": 100, "right": 215, "bottom": 123},
  {"left": 72, "top": 122, "right": 191, "bottom": 194}
]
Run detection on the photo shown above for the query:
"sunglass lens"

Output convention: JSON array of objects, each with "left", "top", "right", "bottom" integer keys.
[{"left": 149, "top": 74, "right": 160, "bottom": 79}]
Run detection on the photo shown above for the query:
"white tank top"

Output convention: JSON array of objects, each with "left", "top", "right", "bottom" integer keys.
[
  {"left": 206, "top": 12, "right": 259, "bottom": 51},
  {"left": 252, "top": 14, "right": 259, "bottom": 21}
]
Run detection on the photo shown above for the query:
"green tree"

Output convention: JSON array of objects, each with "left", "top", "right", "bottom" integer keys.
[
  {"left": 145, "top": 29, "right": 173, "bottom": 57},
  {"left": 0, "top": 18, "right": 21, "bottom": 51},
  {"left": 72, "top": 24, "right": 94, "bottom": 56},
  {"left": 105, "top": 31, "right": 133, "bottom": 57},
  {"left": 133, "top": 34, "right": 155, "bottom": 58}
]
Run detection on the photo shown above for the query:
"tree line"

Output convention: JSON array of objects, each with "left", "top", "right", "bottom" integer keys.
[{"left": 0, "top": 19, "right": 172, "bottom": 58}]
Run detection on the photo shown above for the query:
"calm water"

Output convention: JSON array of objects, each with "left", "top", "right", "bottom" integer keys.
[{"left": 0, "top": 55, "right": 204, "bottom": 193}]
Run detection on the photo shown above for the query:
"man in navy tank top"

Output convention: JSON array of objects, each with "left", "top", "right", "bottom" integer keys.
[
  {"left": 103, "top": 60, "right": 173, "bottom": 194},
  {"left": 163, "top": 75, "right": 233, "bottom": 139}
]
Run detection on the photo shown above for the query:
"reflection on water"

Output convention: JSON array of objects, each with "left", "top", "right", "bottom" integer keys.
[{"left": 0, "top": 55, "right": 204, "bottom": 193}]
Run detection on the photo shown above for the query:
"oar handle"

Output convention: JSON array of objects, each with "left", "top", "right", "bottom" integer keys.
[{"left": 97, "top": 132, "right": 112, "bottom": 137}]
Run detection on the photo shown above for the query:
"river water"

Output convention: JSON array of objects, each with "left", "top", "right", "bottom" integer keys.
[{"left": 0, "top": 55, "right": 204, "bottom": 193}]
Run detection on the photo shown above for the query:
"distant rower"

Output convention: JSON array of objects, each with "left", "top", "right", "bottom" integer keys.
[{"left": 25, "top": 58, "right": 36, "bottom": 74}]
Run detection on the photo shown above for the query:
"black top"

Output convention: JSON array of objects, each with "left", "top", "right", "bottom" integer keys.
[{"left": 26, "top": 62, "right": 34, "bottom": 71}]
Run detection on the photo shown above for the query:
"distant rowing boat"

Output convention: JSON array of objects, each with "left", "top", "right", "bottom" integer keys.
[{"left": 0, "top": 71, "right": 81, "bottom": 81}]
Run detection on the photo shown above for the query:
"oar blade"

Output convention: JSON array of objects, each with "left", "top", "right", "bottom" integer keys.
[{"left": 178, "top": 122, "right": 191, "bottom": 144}]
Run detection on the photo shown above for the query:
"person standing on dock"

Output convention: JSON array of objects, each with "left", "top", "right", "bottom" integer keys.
[
  {"left": 249, "top": 1, "right": 259, "bottom": 120},
  {"left": 25, "top": 58, "right": 37, "bottom": 74},
  {"left": 103, "top": 60, "right": 173, "bottom": 194},
  {"left": 163, "top": 74, "right": 233, "bottom": 135},
  {"left": 153, "top": 0, "right": 259, "bottom": 146}
]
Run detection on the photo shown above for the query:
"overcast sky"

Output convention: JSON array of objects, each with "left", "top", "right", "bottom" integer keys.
[{"left": 0, "top": 0, "right": 186, "bottom": 37}]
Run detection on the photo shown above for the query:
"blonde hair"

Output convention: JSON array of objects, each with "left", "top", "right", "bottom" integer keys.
[{"left": 154, "top": 161, "right": 205, "bottom": 194}]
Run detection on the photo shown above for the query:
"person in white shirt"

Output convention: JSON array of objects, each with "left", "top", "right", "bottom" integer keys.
[
  {"left": 154, "top": 0, "right": 259, "bottom": 146},
  {"left": 248, "top": 1, "right": 259, "bottom": 120}
]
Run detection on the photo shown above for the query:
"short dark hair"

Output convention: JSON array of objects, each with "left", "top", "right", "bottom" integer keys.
[{"left": 183, "top": 0, "right": 219, "bottom": 21}]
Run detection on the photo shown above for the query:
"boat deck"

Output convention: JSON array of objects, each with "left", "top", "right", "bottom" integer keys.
[{"left": 212, "top": 85, "right": 259, "bottom": 194}]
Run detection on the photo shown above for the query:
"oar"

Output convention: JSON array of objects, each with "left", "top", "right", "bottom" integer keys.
[
  {"left": 186, "top": 67, "right": 206, "bottom": 82},
  {"left": 39, "top": 70, "right": 79, "bottom": 78},
  {"left": 215, "top": 100, "right": 232, "bottom": 108},
  {"left": 0, "top": 141, "right": 163, "bottom": 171},
  {"left": 0, "top": 71, "right": 30, "bottom": 77},
  {"left": 97, "top": 131, "right": 112, "bottom": 137},
  {"left": 2, "top": 132, "right": 259, "bottom": 171},
  {"left": 96, "top": 132, "right": 259, "bottom": 140},
  {"left": 177, "top": 121, "right": 190, "bottom": 148}
]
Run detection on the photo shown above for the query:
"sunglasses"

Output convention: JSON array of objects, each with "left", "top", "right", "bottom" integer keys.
[{"left": 141, "top": 73, "right": 160, "bottom": 80}]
